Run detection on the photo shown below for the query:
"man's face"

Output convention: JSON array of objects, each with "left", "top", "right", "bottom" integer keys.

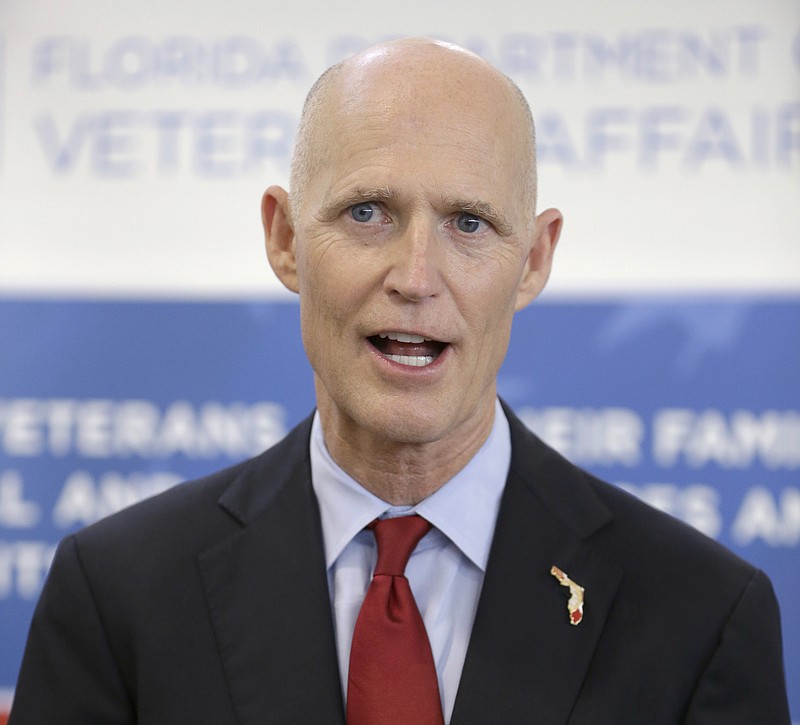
[{"left": 278, "top": 53, "right": 557, "bottom": 450}]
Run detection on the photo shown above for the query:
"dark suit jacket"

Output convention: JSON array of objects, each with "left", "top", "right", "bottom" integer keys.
[{"left": 10, "top": 409, "right": 791, "bottom": 724}]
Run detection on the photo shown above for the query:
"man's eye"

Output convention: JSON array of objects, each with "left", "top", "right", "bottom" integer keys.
[
  {"left": 456, "top": 213, "right": 484, "bottom": 233},
  {"left": 349, "top": 202, "right": 377, "bottom": 223}
]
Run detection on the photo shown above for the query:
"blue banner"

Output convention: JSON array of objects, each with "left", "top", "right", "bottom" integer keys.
[{"left": 1, "top": 297, "right": 797, "bottom": 718}]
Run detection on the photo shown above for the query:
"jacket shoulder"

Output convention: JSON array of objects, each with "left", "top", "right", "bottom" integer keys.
[
  {"left": 70, "top": 413, "right": 314, "bottom": 559},
  {"left": 504, "top": 404, "right": 758, "bottom": 588}
]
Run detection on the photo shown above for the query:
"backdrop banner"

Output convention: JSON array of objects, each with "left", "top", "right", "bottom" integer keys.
[{"left": 0, "top": 296, "right": 797, "bottom": 717}]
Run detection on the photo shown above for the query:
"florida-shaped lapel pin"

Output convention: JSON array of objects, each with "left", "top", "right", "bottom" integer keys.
[{"left": 550, "top": 565, "right": 585, "bottom": 625}]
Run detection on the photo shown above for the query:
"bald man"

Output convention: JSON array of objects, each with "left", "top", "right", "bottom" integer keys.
[{"left": 10, "top": 39, "right": 790, "bottom": 725}]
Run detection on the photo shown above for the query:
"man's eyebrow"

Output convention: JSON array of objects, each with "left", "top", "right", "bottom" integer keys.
[
  {"left": 315, "top": 187, "right": 396, "bottom": 222},
  {"left": 314, "top": 189, "right": 515, "bottom": 236},
  {"left": 445, "top": 197, "right": 514, "bottom": 237}
]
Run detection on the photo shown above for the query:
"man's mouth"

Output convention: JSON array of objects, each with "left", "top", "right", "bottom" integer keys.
[{"left": 368, "top": 332, "right": 448, "bottom": 367}]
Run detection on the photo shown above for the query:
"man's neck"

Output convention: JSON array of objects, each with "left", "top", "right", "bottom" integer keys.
[{"left": 316, "top": 398, "right": 496, "bottom": 506}]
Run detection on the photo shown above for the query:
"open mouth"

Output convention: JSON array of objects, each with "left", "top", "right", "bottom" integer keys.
[{"left": 368, "top": 332, "right": 448, "bottom": 367}]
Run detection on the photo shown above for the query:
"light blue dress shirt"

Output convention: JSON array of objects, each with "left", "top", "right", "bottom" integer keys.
[{"left": 310, "top": 399, "right": 511, "bottom": 723}]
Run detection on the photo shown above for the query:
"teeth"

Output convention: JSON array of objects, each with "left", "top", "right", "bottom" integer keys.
[
  {"left": 379, "top": 332, "right": 427, "bottom": 343},
  {"left": 386, "top": 354, "right": 435, "bottom": 367}
]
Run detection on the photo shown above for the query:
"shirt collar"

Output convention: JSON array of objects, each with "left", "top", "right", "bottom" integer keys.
[{"left": 310, "top": 399, "right": 511, "bottom": 572}]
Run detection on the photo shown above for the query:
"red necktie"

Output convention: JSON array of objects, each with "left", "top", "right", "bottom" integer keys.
[{"left": 346, "top": 515, "right": 444, "bottom": 725}]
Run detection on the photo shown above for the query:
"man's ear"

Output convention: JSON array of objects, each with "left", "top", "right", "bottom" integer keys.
[
  {"left": 262, "top": 185, "right": 299, "bottom": 293},
  {"left": 515, "top": 207, "right": 563, "bottom": 311}
]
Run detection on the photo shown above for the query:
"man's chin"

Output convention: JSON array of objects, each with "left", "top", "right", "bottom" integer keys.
[
  {"left": 354, "top": 408, "right": 452, "bottom": 447},
  {"left": 323, "top": 397, "right": 455, "bottom": 448}
]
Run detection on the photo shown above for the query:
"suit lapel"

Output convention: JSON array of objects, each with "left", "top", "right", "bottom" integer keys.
[
  {"left": 451, "top": 411, "right": 622, "bottom": 725},
  {"left": 197, "top": 418, "right": 345, "bottom": 725}
]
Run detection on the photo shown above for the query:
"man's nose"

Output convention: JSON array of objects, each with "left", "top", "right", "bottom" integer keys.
[{"left": 382, "top": 221, "right": 446, "bottom": 302}]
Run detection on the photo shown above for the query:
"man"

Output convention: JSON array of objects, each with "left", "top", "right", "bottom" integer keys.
[{"left": 9, "top": 38, "right": 790, "bottom": 724}]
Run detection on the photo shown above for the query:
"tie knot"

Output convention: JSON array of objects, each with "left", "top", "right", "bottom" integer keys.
[{"left": 371, "top": 515, "right": 431, "bottom": 577}]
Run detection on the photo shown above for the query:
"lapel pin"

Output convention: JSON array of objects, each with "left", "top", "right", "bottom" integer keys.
[{"left": 550, "top": 565, "right": 585, "bottom": 626}]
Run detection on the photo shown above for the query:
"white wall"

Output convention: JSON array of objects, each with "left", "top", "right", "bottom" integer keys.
[{"left": 1, "top": 0, "right": 798, "bottom": 298}]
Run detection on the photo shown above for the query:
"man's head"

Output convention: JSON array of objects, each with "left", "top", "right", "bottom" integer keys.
[
  {"left": 288, "top": 39, "right": 539, "bottom": 227},
  {"left": 262, "top": 38, "right": 562, "bottom": 474}
]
